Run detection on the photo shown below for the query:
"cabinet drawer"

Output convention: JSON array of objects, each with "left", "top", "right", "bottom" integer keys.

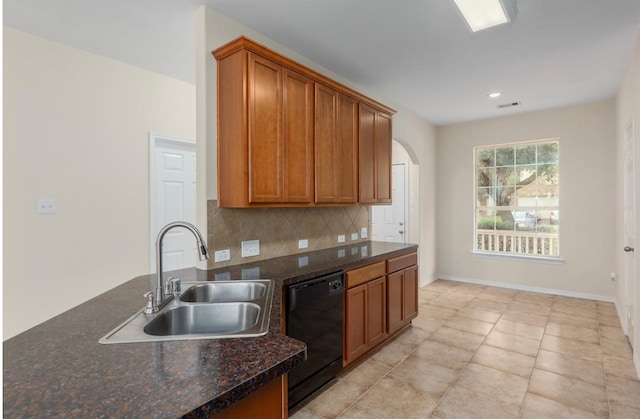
[
  {"left": 387, "top": 252, "right": 417, "bottom": 273},
  {"left": 346, "top": 261, "right": 386, "bottom": 288}
]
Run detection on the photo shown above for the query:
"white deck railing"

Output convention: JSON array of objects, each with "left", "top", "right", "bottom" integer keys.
[{"left": 477, "top": 229, "right": 559, "bottom": 256}]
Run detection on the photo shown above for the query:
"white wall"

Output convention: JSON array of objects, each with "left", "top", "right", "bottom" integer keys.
[
  {"left": 436, "top": 100, "right": 617, "bottom": 299},
  {"left": 393, "top": 112, "right": 438, "bottom": 286},
  {"left": 615, "top": 31, "right": 640, "bottom": 370},
  {"left": 3, "top": 28, "right": 196, "bottom": 339},
  {"left": 195, "top": 7, "right": 438, "bottom": 284}
]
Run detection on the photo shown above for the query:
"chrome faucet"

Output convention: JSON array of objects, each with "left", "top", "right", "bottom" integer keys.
[{"left": 150, "top": 221, "right": 209, "bottom": 312}]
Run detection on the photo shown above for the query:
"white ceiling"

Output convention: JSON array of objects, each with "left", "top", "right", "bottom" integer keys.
[{"left": 4, "top": 0, "right": 640, "bottom": 125}]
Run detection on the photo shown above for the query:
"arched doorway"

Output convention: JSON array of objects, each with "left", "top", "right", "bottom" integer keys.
[{"left": 371, "top": 140, "right": 420, "bottom": 244}]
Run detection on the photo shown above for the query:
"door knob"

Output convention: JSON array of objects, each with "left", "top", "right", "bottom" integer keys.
[{"left": 624, "top": 246, "right": 635, "bottom": 252}]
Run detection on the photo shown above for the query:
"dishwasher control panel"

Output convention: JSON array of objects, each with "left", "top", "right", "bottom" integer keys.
[{"left": 328, "top": 278, "right": 343, "bottom": 292}]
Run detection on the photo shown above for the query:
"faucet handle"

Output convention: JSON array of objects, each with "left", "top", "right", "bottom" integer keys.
[
  {"left": 143, "top": 291, "right": 158, "bottom": 314},
  {"left": 169, "top": 277, "right": 182, "bottom": 297}
]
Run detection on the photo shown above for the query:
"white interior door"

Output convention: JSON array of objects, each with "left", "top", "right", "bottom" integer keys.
[
  {"left": 372, "top": 164, "right": 406, "bottom": 243},
  {"left": 623, "top": 117, "right": 637, "bottom": 350},
  {"left": 150, "top": 135, "right": 197, "bottom": 273}
]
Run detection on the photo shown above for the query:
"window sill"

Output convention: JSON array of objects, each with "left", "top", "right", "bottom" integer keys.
[{"left": 472, "top": 251, "right": 564, "bottom": 264}]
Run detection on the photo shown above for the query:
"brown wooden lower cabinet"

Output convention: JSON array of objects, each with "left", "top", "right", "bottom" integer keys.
[
  {"left": 344, "top": 276, "right": 388, "bottom": 367},
  {"left": 344, "top": 283, "right": 368, "bottom": 364},
  {"left": 403, "top": 265, "right": 419, "bottom": 323},
  {"left": 386, "top": 270, "right": 405, "bottom": 335},
  {"left": 387, "top": 265, "right": 419, "bottom": 335},
  {"left": 367, "top": 277, "right": 387, "bottom": 348},
  {"left": 344, "top": 251, "right": 419, "bottom": 367},
  {"left": 214, "top": 375, "right": 287, "bottom": 418}
]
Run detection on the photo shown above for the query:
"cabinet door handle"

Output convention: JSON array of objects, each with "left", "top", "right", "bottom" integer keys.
[
  {"left": 399, "top": 230, "right": 404, "bottom": 234},
  {"left": 624, "top": 246, "right": 635, "bottom": 252}
]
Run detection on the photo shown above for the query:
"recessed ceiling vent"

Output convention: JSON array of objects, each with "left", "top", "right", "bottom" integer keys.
[{"left": 497, "top": 101, "right": 521, "bottom": 109}]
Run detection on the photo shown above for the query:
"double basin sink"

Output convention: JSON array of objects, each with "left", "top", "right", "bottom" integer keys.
[{"left": 99, "top": 280, "right": 274, "bottom": 344}]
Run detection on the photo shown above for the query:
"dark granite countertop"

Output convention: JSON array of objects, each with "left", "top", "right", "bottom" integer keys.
[{"left": 3, "top": 241, "right": 417, "bottom": 418}]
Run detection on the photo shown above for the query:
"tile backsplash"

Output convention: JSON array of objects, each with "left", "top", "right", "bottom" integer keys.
[{"left": 207, "top": 200, "right": 370, "bottom": 268}]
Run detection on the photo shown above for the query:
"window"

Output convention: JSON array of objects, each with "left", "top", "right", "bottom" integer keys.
[{"left": 475, "top": 139, "right": 560, "bottom": 258}]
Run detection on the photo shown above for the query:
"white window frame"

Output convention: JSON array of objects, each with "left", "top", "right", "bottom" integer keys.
[{"left": 473, "top": 138, "right": 562, "bottom": 261}]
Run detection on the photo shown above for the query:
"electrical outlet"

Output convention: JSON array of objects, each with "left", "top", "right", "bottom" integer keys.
[
  {"left": 241, "top": 240, "right": 260, "bottom": 258},
  {"left": 298, "top": 239, "right": 308, "bottom": 249},
  {"left": 338, "top": 235, "right": 346, "bottom": 243},
  {"left": 610, "top": 272, "right": 617, "bottom": 281},
  {"left": 351, "top": 233, "right": 359, "bottom": 241},
  {"left": 214, "top": 249, "right": 230, "bottom": 263},
  {"left": 37, "top": 199, "right": 57, "bottom": 214},
  {"left": 361, "top": 227, "right": 368, "bottom": 239}
]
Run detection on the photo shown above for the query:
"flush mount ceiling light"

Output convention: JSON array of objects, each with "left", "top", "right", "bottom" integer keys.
[
  {"left": 453, "top": 0, "right": 518, "bottom": 32},
  {"left": 487, "top": 92, "right": 502, "bottom": 98}
]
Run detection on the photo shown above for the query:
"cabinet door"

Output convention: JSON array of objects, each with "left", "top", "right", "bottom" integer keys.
[
  {"left": 345, "top": 284, "right": 368, "bottom": 365},
  {"left": 248, "top": 52, "right": 283, "bottom": 203},
  {"left": 314, "top": 84, "right": 338, "bottom": 203},
  {"left": 283, "top": 69, "right": 314, "bottom": 203},
  {"left": 367, "top": 277, "right": 387, "bottom": 348},
  {"left": 386, "top": 271, "right": 404, "bottom": 335},
  {"left": 358, "top": 103, "right": 377, "bottom": 203},
  {"left": 403, "top": 265, "right": 418, "bottom": 322},
  {"left": 316, "top": 88, "right": 358, "bottom": 204},
  {"left": 375, "top": 112, "right": 392, "bottom": 203},
  {"left": 336, "top": 94, "right": 359, "bottom": 203},
  {"left": 215, "top": 375, "right": 286, "bottom": 419}
]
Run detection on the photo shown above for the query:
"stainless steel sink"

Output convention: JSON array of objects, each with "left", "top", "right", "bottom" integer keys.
[
  {"left": 179, "top": 281, "right": 268, "bottom": 303},
  {"left": 144, "top": 303, "right": 260, "bottom": 336},
  {"left": 99, "top": 280, "right": 274, "bottom": 344}
]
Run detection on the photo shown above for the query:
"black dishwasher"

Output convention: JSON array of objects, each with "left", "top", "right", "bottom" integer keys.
[{"left": 286, "top": 271, "right": 344, "bottom": 410}]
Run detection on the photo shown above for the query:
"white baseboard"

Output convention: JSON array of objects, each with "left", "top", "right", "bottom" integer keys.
[
  {"left": 435, "top": 274, "right": 616, "bottom": 303},
  {"left": 615, "top": 302, "right": 628, "bottom": 335}
]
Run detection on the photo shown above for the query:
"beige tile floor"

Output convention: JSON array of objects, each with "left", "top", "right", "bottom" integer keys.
[{"left": 291, "top": 280, "right": 640, "bottom": 419}]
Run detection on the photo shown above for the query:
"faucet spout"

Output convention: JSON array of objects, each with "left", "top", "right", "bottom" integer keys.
[{"left": 155, "top": 221, "right": 209, "bottom": 306}]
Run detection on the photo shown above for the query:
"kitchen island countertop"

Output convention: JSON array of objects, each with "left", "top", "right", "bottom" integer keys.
[{"left": 3, "top": 241, "right": 417, "bottom": 418}]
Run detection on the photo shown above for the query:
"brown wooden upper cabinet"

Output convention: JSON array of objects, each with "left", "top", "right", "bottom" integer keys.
[
  {"left": 213, "top": 36, "right": 395, "bottom": 208},
  {"left": 315, "top": 85, "right": 359, "bottom": 203},
  {"left": 359, "top": 104, "right": 392, "bottom": 204},
  {"left": 282, "top": 67, "right": 315, "bottom": 203}
]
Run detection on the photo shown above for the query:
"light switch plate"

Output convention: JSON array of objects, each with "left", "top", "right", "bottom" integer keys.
[
  {"left": 338, "top": 235, "right": 346, "bottom": 243},
  {"left": 37, "top": 199, "right": 57, "bottom": 214},
  {"left": 298, "top": 239, "right": 308, "bottom": 249},
  {"left": 351, "top": 233, "right": 359, "bottom": 241},
  {"left": 360, "top": 227, "right": 368, "bottom": 239}
]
